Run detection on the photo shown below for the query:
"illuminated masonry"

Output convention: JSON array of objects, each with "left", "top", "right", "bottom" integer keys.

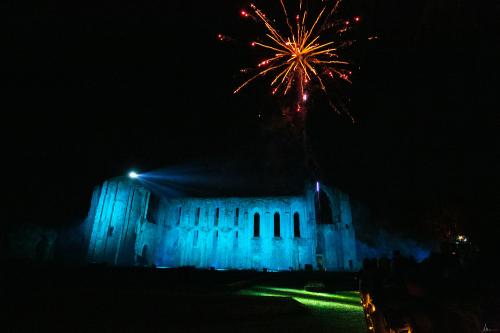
[{"left": 86, "top": 177, "right": 358, "bottom": 271}]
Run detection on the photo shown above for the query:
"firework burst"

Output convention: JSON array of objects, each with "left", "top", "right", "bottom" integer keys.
[{"left": 229, "top": 0, "right": 358, "bottom": 120}]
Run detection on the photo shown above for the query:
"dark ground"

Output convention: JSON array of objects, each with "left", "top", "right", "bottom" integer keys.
[
  {"left": 359, "top": 250, "right": 500, "bottom": 333},
  {"left": 4, "top": 265, "right": 364, "bottom": 332}
]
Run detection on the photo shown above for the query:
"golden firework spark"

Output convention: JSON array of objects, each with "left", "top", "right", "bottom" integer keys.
[{"left": 234, "top": 0, "right": 354, "bottom": 110}]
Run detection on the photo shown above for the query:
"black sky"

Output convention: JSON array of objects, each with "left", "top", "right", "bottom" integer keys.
[{"left": 4, "top": 0, "right": 497, "bottom": 246}]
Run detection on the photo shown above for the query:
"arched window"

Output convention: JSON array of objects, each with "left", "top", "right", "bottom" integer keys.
[
  {"left": 147, "top": 193, "right": 160, "bottom": 224},
  {"left": 212, "top": 230, "right": 218, "bottom": 248},
  {"left": 234, "top": 208, "right": 239, "bottom": 226},
  {"left": 293, "top": 212, "right": 300, "bottom": 238},
  {"left": 315, "top": 190, "right": 333, "bottom": 224},
  {"left": 233, "top": 231, "right": 238, "bottom": 249},
  {"left": 253, "top": 213, "right": 260, "bottom": 237},
  {"left": 193, "top": 230, "right": 199, "bottom": 246},
  {"left": 195, "top": 207, "right": 200, "bottom": 226},
  {"left": 274, "top": 212, "right": 280, "bottom": 237},
  {"left": 214, "top": 208, "right": 219, "bottom": 226},
  {"left": 176, "top": 207, "right": 182, "bottom": 225}
]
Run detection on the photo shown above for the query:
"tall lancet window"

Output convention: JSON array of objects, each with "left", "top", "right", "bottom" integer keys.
[
  {"left": 176, "top": 207, "right": 182, "bottom": 225},
  {"left": 234, "top": 208, "right": 239, "bottom": 226},
  {"left": 274, "top": 212, "right": 280, "bottom": 237},
  {"left": 195, "top": 207, "right": 200, "bottom": 226},
  {"left": 293, "top": 212, "right": 300, "bottom": 238},
  {"left": 253, "top": 213, "right": 260, "bottom": 237},
  {"left": 214, "top": 208, "right": 219, "bottom": 226}
]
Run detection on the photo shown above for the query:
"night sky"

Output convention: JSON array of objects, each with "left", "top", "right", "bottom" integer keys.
[{"left": 5, "top": 1, "right": 497, "bottom": 248}]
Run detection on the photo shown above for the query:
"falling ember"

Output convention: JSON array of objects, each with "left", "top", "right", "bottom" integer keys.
[
  {"left": 217, "top": 33, "right": 235, "bottom": 42},
  {"left": 233, "top": 0, "right": 356, "bottom": 119}
]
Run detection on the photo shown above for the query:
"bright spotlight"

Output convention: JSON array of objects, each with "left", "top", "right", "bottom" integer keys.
[{"left": 128, "top": 171, "right": 139, "bottom": 179}]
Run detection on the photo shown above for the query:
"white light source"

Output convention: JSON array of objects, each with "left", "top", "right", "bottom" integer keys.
[{"left": 128, "top": 171, "right": 139, "bottom": 179}]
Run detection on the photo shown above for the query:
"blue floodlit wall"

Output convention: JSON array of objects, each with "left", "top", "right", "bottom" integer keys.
[
  {"left": 86, "top": 178, "right": 358, "bottom": 271},
  {"left": 87, "top": 178, "right": 150, "bottom": 265}
]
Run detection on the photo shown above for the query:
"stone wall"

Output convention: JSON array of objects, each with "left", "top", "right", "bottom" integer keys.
[
  {"left": 151, "top": 196, "right": 313, "bottom": 270},
  {"left": 87, "top": 177, "right": 149, "bottom": 265},
  {"left": 86, "top": 178, "right": 359, "bottom": 271}
]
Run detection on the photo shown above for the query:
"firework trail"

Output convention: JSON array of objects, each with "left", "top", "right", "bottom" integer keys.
[{"left": 224, "top": 0, "right": 361, "bottom": 121}]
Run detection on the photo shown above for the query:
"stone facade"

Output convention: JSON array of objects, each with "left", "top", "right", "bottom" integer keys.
[{"left": 86, "top": 177, "right": 358, "bottom": 271}]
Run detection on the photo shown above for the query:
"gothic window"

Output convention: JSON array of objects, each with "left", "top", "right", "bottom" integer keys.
[
  {"left": 214, "top": 208, "right": 219, "bottom": 226},
  {"left": 212, "top": 231, "right": 218, "bottom": 249},
  {"left": 176, "top": 206, "right": 182, "bottom": 225},
  {"left": 293, "top": 212, "right": 300, "bottom": 238},
  {"left": 253, "top": 213, "right": 260, "bottom": 237},
  {"left": 234, "top": 231, "right": 238, "bottom": 249},
  {"left": 195, "top": 207, "right": 200, "bottom": 226},
  {"left": 274, "top": 212, "right": 280, "bottom": 237},
  {"left": 315, "top": 190, "right": 333, "bottom": 224},
  {"left": 193, "top": 230, "right": 199, "bottom": 246},
  {"left": 146, "top": 193, "right": 160, "bottom": 224},
  {"left": 234, "top": 208, "right": 239, "bottom": 226}
]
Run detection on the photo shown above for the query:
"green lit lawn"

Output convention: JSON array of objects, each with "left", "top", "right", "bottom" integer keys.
[
  {"left": 236, "top": 286, "right": 367, "bottom": 333},
  {"left": 7, "top": 268, "right": 366, "bottom": 332}
]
